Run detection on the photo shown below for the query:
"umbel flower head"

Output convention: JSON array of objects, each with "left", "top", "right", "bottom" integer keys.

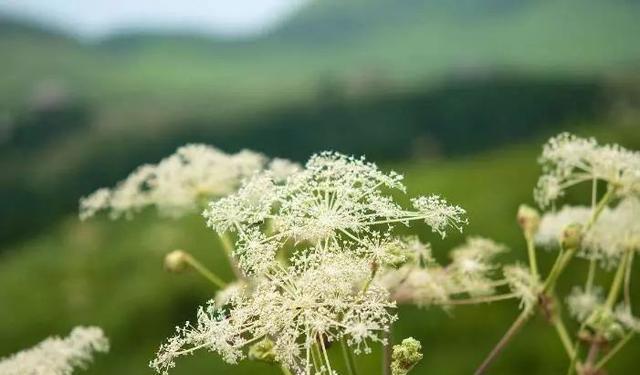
[
  {"left": 534, "top": 132, "right": 640, "bottom": 208},
  {"left": 205, "top": 151, "right": 467, "bottom": 275},
  {"left": 535, "top": 198, "right": 640, "bottom": 268},
  {"left": 150, "top": 150, "right": 468, "bottom": 374},
  {"left": 382, "top": 236, "right": 507, "bottom": 306},
  {"left": 503, "top": 264, "right": 541, "bottom": 310},
  {"left": 150, "top": 248, "right": 396, "bottom": 375},
  {"left": 566, "top": 286, "right": 603, "bottom": 323},
  {"left": 79, "top": 144, "right": 300, "bottom": 220},
  {"left": 0, "top": 326, "right": 109, "bottom": 375}
]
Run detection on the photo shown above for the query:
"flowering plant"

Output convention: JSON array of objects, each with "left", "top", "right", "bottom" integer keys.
[
  {"left": 474, "top": 133, "right": 640, "bottom": 375},
  {"left": 78, "top": 134, "right": 640, "bottom": 374}
]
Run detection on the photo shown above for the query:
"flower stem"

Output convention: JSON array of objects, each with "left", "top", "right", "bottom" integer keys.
[
  {"left": 585, "top": 187, "right": 614, "bottom": 232},
  {"left": 624, "top": 250, "right": 634, "bottom": 307},
  {"left": 340, "top": 337, "right": 358, "bottom": 375},
  {"left": 585, "top": 258, "right": 597, "bottom": 293},
  {"left": 218, "top": 232, "right": 243, "bottom": 279},
  {"left": 605, "top": 249, "right": 630, "bottom": 310},
  {"left": 474, "top": 308, "right": 533, "bottom": 375},
  {"left": 525, "top": 234, "right": 539, "bottom": 279},
  {"left": 594, "top": 332, "right": 634, "bottom": 371},
  {"left": 443, "top": 293, "right": 518, "bottom": 305},
  {"left": 361, "top": 262, "right": 379, "bottom": 294},
  {"left": 184, "top": 254, "right": 226, "bottom": 288},
  {"left": 543, "top": 187, "right": 612, "bottom": 293},
  {"left": 280, "top": 365, "right": 293, "bottom": 375},
  {"left": 383, "top": 329, "right": 392, "bottom": 375},
  {"left": 310, "top": 343, "right": 322, "bottom": 373},
  {"left": 543, "top": 248, "right": 576, "bottom": 293},
  {"left": 551, "top": 311, "right": 576, "bottom": 360}
]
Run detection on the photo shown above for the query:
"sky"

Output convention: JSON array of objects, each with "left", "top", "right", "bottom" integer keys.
[{"left": 0, "top": 0, "right": 310, "bottom": 39}]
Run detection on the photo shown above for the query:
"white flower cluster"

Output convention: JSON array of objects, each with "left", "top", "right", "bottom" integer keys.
[
  {"left": 152, "top": 151, "right": 469, "bottom": 374},
  {"left": 80, "top": 144, "right": 300, "bottom": 220},
  {"left": 534, "top": 133, "right": 640, "bottom": 208},
  {"left": 528, "top": 134, "right": 640, "bottom": 353},
  {"left": 0, "top": 326, "right": 109, "bottom": 375},
  {"left": 503, "top": 264, "right": 541, "bottom": 310},
  {"left": 566, "top": 286, "right": 603, "bottom": 322},
  {"left": 382, "top": 237, "right": 507, "bottom": 306},
  {"left": 151, "top": 249, "right": 396, "bottom": 375},
  {"left": 614, "top": 305, "right": 640, "bottom": 333},
  {"left": 535, "top": 197, "right": 640, "bottom": 268},
  {"left": 205, "top": 151, "right": 467, "bottom": 275},
  {"left": 566, "top": 298, "right": 640, "bottom": 338}
]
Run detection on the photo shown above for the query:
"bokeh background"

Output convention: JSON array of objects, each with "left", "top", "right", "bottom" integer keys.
[{"left": 1, "top": 1, "right": 640, "bottom": 374}]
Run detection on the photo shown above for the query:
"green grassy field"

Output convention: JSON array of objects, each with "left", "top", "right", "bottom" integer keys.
[{"left": 1, "top": 124, "right": 639, "bottom": 374}]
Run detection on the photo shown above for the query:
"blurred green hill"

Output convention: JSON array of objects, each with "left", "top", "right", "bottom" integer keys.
[
  {"left": 1, "top": 0, "right": 639, "bottom": 243},
  {"left": 1, "top": 0, "right": 639, "bottom": 114}
]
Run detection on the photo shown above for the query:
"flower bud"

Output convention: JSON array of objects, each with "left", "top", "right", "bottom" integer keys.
[
  {"left": 164, "top": 250, "right": 190, "bottom": 273},
  {"left": 560, "top": 223, "right": 583, "bottom": 251},
  {"left": 517, "top": 204, "right": 540, "bottom": 237},
  {"left": 391, "top": 337, "right": 423, "bottom": 375},
  {"left": 248, "top": 338, "right": 276, "bottom": 363}
]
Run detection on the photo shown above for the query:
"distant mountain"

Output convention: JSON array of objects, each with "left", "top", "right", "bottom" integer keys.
[{"left": 1, "top": 0, "right": 639, "bottom": 112}]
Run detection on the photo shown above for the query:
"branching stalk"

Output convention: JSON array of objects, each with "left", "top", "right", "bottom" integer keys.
[
  {"left": 340, "top": 337, "right": 358, "bottom": 375},
  {"left": 383, "top": 330, "right": 392, "bottom": 375},
  {"left": 184, "top": 254, "right": 227, "bottom": 288},
  {"left": 218, "top": 232, "right": 243, "bottom": 279},
  {"left": 474, "top": 308, "right": 533, "bottom": 375},
  {"left": 605, "top": 249, "right": 630, "bottom": 310},
  {"left": 594, "top": 332, "right": 634, "bottom": 371},
  {"left": 525, "top": 234, "right": 539, "bottom": 279},
  {"left": 551, "top": 313, "right": 576, "bottom": 360}
]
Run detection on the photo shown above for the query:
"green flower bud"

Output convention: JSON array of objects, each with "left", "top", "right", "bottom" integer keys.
[
  {"left": 561, "top": 223, "right": 583, "bottom": 251},
  {"left": 384, "top": 243, "right": 410, "bottom": 268},
  {"left": 588, "top": 308, "right": 625, "bottom": 340},
  {"left": 248, "top": 338, "right": 276, "bottom": 363},
  {"left": 164, "top": 250, "right": 189, "bottom": 273},
  {"left": 517, "top": 204, "right": 540, "bottom": 237},
  {"left": 391, "top": 337, "right": 423, "bottom": 375}
]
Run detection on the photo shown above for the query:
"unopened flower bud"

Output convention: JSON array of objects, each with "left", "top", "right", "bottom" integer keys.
[
  {"left": 517, "top": 204, "right": 540, "bottom": 237},
  {"left": 248, "top": 338, "right": 276, "bottom": 363},
  {"left": 561, "top": 223, "right": 583, "bottom": 250},
  {"left": 164, "top": 250, "right": 190, "bottom": 273},
  {"left": 391, "top": 337, "right": 423, "bottom": 375}
]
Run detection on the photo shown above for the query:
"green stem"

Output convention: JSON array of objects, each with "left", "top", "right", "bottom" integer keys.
[
  {"left": 361, "top": 263, "right": 379, "bottom": 294},
  {"left": 565, "top": 343, "right": 581, "bottom": 375},
  {"left": 585, "top": 187, "right": 614, "bottom": 232},
  {"left": 525, "top": 234, "right": 539, "bottom": 279},
  {"left": 585, "top": 258, "right": 597, "bottom": 293},
  {"left": 550, "top": 186, "right": 613, "bottom": 292},
  {"left": 280, "top": 366, "right": 293, "bottom": 375},
  {"left": 340, "top": 337, "right": 358, "bottom": 375},
  {"left": 551, "top": 312, "right": 576, "bottom": 360},
  {"left": 624, "top": 250, "right": 634, "bottom": 307},
  {"left": 383, "top": 330, "right": 392, "bottom": 375},
  {"left": 544, "top": 248, "right": 576, "bottom": 292},
  {"left": 218, "top": 232, "right": 243, "bottom": 279},
  {"left": 310, "top": 343, "right": 322, "bottom": 373},
  {"left": 594, "top": 332, "right": 635, "bottom": 371},
  {"left": 474, "top": 308, "right": 534, "bottom": 375},
  {"left": 566, "top": 322, "right": 587, "bottom": 375},
  {"left": 443, "top": 293, "right": 518, "bottom": 305},
  {"left": 184, "top": 255, "right": 226, "bottom": 288},
  {"left": 605, "top": 249, "right": 630, "bottom": 310}
]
